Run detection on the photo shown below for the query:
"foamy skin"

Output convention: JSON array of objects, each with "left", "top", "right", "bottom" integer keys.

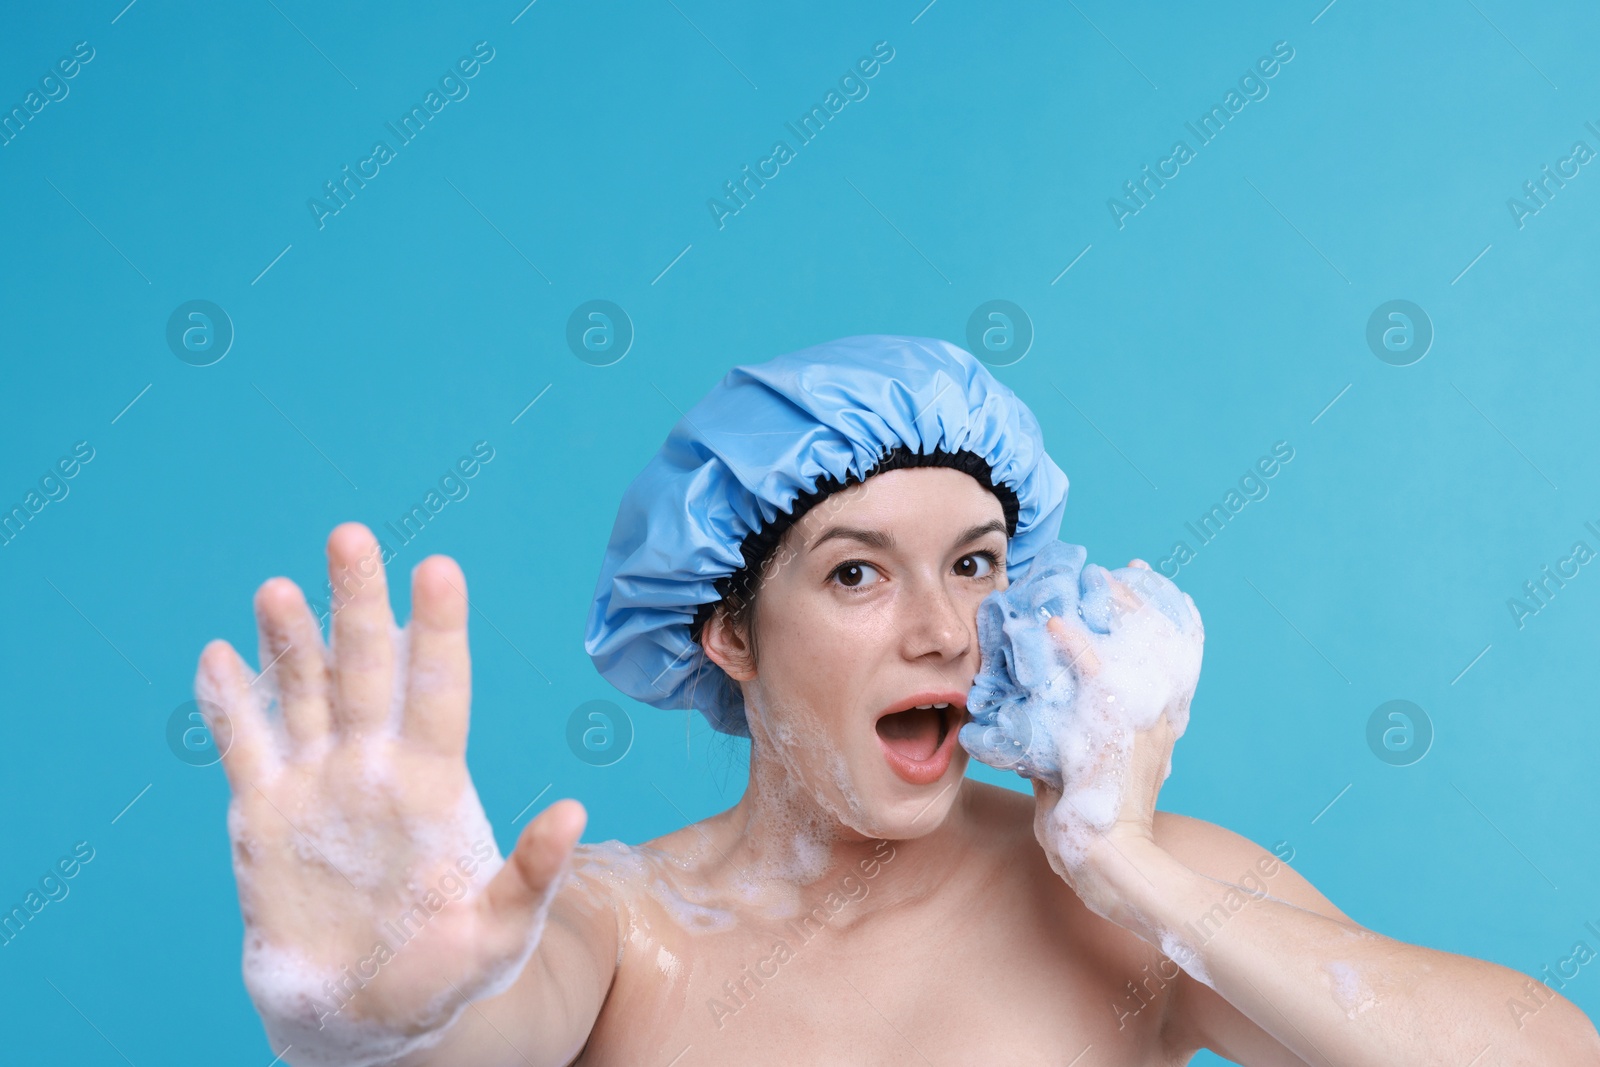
[
  {"left": 960, "top": 541, "right": 1204, "bottom": 867},
  {"left": 243, "top": 941, "right": 456, "bottom": 1067},
  {"left": 1325, "top": 959, "right": 1379, "bottom": 1018},
  {"left": 571, "top": 840, "right": 738, "bottom": 936},
  {"left": 239, "top": 787, "right": 542, "bottom": 1067},
  {"left": 225, "top": 618, "right": 557, "bottom": 1066},
  {"left": 739, "top": 689, "right": 880, "bottom": 888},
  {"left": 564, "top": 711, "right": 880, "bottom": 940},
  {"left": 1160, "top": 928, "right": 1213, "bottom": 990}
]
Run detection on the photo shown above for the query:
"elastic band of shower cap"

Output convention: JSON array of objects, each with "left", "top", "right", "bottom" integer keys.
[{"left": 582, "top": 334, "right": 1070, "bottom": 738}]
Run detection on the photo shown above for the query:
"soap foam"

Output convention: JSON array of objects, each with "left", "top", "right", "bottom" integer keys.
[
  {"left": 960, "top": 541, "right": 1204, "bottom": 869},
  {"left": 565, "top": 785, "right": 875, "bottom": 946},
  {"left": 571, "top": 841, "right": 735, "bottom": 930},
  {"left": 739, "top": 689, "right": 877, "bottom": 886},
  {"left": 238, "top": 790, "right": 537, "bottom": 1067},
  {"left": 1159, "top": 928, "right": 1213, "bottom": 990},
  {"left": 243, "top": 939, "right": 457, "bottom": 1067},
  {"left": 1325, "top": 959, "right": 1379, "bottom": 1018}
]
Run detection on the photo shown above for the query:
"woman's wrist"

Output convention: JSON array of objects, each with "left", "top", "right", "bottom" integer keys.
[{"left": 1075, "top": 833, "right": 1207, "bottom": 954}]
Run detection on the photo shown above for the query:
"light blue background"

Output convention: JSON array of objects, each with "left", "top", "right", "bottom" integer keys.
[{"left": 2, "top": 0, "right": 1597, "bottom": 1062}]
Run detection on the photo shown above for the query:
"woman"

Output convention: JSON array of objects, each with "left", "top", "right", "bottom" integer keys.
[{"left": 197, "top": 335, "right": 1599, "bottom": 1065}]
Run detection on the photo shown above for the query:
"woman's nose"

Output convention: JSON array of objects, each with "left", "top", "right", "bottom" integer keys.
[{"left": 897, "top": 577, "right": 972, "bottom": 662}]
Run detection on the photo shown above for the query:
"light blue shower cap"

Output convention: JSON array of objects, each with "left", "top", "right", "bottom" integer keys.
[{"left": 583, "top": 334, "right": 1069, "bottom": 737}]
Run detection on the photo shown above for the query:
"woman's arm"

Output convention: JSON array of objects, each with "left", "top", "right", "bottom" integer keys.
[
  {"left": 1030, "top": 560, "right": 1599, "bottom": 1065},
  {"left": 390, "top": 872, "right": 621, "bottom": 1067},
  {"left": 1137, "top": 813, "right": 1600, "bottom": 1066}
]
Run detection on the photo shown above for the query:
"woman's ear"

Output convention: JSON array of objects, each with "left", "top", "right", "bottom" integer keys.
[{"left": 700, "top": 603, "right": 757, "bottom": 681}]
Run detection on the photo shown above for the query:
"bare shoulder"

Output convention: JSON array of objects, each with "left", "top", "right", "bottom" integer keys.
[
  {"left": 1151, "top": 810, "right": 1352, "bottom": 923},
  {"left": 638, "top": 801, "right": 742, "bottom": 859}
]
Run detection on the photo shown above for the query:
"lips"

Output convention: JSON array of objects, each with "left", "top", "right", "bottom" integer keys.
[{"left": 874, "top": 690, "right": 967, "bottom": 785}]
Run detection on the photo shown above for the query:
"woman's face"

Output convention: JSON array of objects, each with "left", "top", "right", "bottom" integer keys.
[{"left": 710, "top": 466, "right": 1011, "bottom": 839}]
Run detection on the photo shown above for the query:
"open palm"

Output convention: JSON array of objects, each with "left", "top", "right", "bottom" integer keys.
[{"left": 195, "top": 523, "right": 584, "bottom": 1063}]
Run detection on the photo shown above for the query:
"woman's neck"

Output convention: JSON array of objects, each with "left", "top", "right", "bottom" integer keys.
[{"left": 708, "top": 736, "right": 973, "bottom": 919}]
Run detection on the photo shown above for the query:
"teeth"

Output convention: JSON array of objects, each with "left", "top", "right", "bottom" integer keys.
[
  {"left": 914, "top": 704, "right": 934, "bottom": 709},
  {"left": 933, "top": 702, "right": 949, "bottom": 708}
]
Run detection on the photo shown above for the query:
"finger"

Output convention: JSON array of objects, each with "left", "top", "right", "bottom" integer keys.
[
  {"left": 326, "top": 523, "right": 397, "bottom": 737},
  {"left": 1077, "top": 564, "right": 1118, "bottom": 632},
  {"left": 195, "top": 639, "right": 280, "bottom": 790},
  {"left": 1030, "top": 777, "right": 1063, "bottom": 815},
  {"left": 254, "top": 577, "right": 332, "bottom": 751},
  {"left": 1107, "top": 576, "right": 1144, "bottom": 619},
  {"left": 487, "top": 799, "right": 587, "bottom": 926},
  {"left": 1046, "top": 614, "right": 1102, "bottom": 676},
  {"left": 402, "top": 556, "right": 471, "bottom": 756},
  {"left": 1128, "top": 558, "right": 1152, "bottom": 570}
]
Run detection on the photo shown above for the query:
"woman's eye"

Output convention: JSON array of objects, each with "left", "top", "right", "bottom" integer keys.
[
  {"left": 831, "top": 561, "right": 882, "bottom": 589},
  {"left": 954, "top": 552, "right": 997, "bottom": 579}
]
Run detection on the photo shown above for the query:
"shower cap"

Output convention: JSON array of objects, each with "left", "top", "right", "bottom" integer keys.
[{"left": 583, "top": 334, "right": 1069, "bottom": 737}]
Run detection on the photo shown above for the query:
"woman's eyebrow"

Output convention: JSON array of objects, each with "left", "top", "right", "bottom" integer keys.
[
  {"left": 807, "top": 525, "right": 893, "bottom": 552},
  {"left": 953, "top": 519, "right": 1008, "bottom": 547}
]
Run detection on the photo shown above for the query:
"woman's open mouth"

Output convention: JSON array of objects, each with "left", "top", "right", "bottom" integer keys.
[{"left": 874, "top": 691, "right": 967, "bottom": 785}]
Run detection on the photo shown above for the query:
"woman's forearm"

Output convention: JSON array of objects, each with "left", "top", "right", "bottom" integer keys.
[{"left": 1090, "top": 836, "right": 1600, "bottom": 1065}]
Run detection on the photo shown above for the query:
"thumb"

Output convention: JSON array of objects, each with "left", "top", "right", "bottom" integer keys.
[{"left": 486, "top": 798, "right": 587, "bottom": 925}]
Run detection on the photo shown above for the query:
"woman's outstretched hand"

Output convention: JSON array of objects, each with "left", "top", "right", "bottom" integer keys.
[
  {"left": 195, "top": 523, "right": 584, "bottom": 1066},
  {"left": 1028, "top": 558, "right": 1204, "bottom": 924}
]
